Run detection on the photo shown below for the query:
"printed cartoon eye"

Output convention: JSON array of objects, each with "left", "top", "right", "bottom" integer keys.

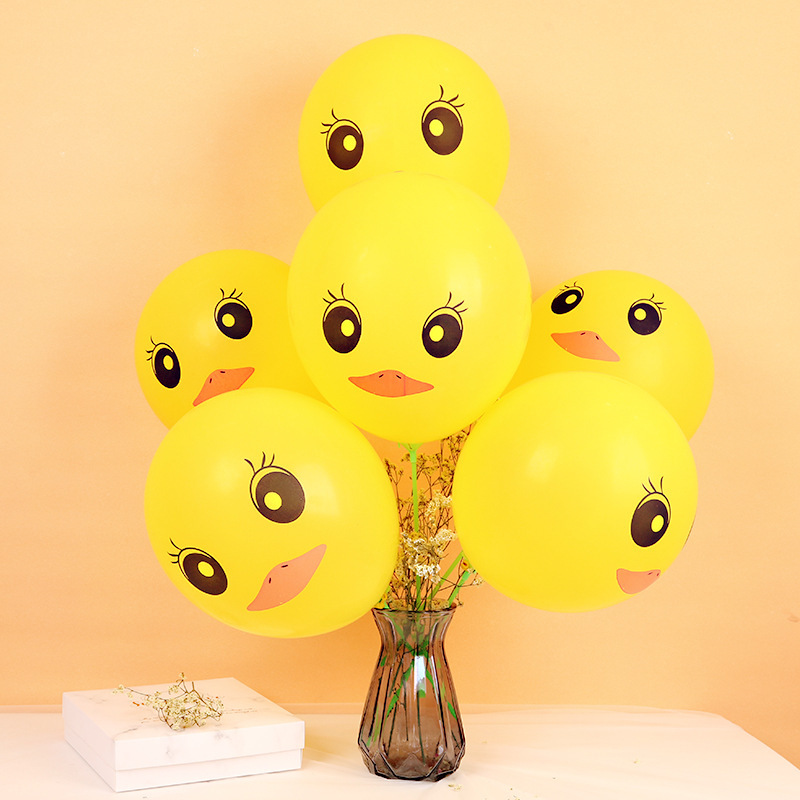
[
  {"left": 422, "top": 295, "right": 467, "bottom": 358},
  {"left": 147, "top": 340, "right": 181, "bottom": 389},
  {"left": 169, "top": 542, "right": 228, "bottom": 595},
  {"left": 323, "top": 287, "right": 362, "bottom": 353},
  {"left": 247, "top": 454, "right": 305, "bottom": 524},
  {"left": 628, "top": 296, "right": 664, "bottom": 336},
  {"left": 421, "top": 87, "right": 464, "bottom": 155},
  {"left": 215, "top": 290, "right": 253, "bottom": 340},
  {"left": 631, "top": 480, "right": 671, "bottom": 547},
  {"left": 322, "top": 112, "right": 364, "bottom": 170},
  {"left": 551, "top": 284, "right": 584, "bottom": 315}
]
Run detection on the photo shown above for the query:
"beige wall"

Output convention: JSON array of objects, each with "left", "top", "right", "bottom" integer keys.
[{"left": 3, "top": 0, "right": 799, "bottom": 768}]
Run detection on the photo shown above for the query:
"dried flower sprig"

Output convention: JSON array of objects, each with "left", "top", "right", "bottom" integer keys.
[
  {"left": 381, "top": 428, "right": 482, "bottom": 611},
  {"left": 113, "top": 673, "right": 223, "bottom": 730}
]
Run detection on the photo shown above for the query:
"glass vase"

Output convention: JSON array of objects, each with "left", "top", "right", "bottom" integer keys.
[{"left": 357, "top": 607, "right": 465, "bottom": 780}]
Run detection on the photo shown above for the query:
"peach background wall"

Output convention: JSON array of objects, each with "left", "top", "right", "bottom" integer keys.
[{"left": 3, "top": 0, "right": 799, "bottom": 767}]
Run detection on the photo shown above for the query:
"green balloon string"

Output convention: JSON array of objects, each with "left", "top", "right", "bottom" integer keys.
[{"left": 403, "top": 443, "right": 422, "bottom": 534}]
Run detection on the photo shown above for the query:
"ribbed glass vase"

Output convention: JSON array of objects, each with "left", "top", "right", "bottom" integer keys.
[{"left": 357, "top": 607, "right": 465, "bottom": 780}]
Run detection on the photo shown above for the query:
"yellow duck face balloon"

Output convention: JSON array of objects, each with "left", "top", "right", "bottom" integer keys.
[
  {"left": 288, "top": 172, "right": 531, "bottom": 444},
  {"left": 135, "top": 250, "right": 318, "bottom": 428},
  {"left": 298, "top": 34, "right": 509, "bottom": 210},
  {"left": 509, "top": 270, "right": 713, "bottom": 437},
  {"left": 453, "top": 372, "right": 698, "bottom": 613},
  {"left": 145, "top": 388, "right": 398, "bottom": 638}
]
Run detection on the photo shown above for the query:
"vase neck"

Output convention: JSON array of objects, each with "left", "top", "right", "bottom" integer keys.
[{"left": 371, "top": 607, "right": 455, "bottom": 651}]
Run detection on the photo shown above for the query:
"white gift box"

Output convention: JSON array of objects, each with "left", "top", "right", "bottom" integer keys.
[{"left": 62, "top": 677, "right": 304, "bottom": 792}]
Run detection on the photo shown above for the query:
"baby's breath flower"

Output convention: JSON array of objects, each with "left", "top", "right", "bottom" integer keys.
[
  {"left": 412, "top": 562, "right": 440, "bottom": 579},
  {"left": 424, "top": 492, "right": 451, "bottom": 522},
  {"left": 432, "top": 528, "right": 456, "bottom": 547},
  {"left": 114, "top": 674, "right": 223, "bottom": 730},
  {"left": 381, "top": 428, "right": 482, "bottom": 611}
]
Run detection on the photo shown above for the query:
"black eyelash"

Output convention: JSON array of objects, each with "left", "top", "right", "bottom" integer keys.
[
  {"left": 645, "top": 294, "right": 667, "bottom": 311},
  {"left": 145, "top": 336, "right": 170, "bottom": 363},
  {"left": 642, "top": 477, "right": 666, "bottom": 496},
  {"left": 442, "top": 291, "right": 468, "bottom": 314},
  {"left": 168, "top": 538, "right": 184, "bottom": 564},
  {"left": 436, "top": 85, "right": 464, "bottom": 109},
  {"left": 324, "top": 284, "right": 348, "bottom": 307},
  {"left": 245, "top": 452, "right": 275, "bottom": 473},
  {"left": 219, "top": 288, "right": 244, "bottom": 301},
  {"left": 321, "top": 109, "right": 343, "bottom": 135}
]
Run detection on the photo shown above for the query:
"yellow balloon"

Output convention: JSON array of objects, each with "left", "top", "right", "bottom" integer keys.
[
  {"left": 508, "top": 270, "right": 714, "bottom": 437},
  {"left": 299, "top": 34, "right": 509, "bottom": 210},
  {"left": 145, "top": 388, "right": 398, "bottom": 638},
  {"left": 288, "top": 172, "right": 531, "bottom": 444},
  {"left": 453, "top": 372, "right": 698, "bottom": 612},
  {"left": 135, "top": 250, "right": 319, "bottom": 428}
]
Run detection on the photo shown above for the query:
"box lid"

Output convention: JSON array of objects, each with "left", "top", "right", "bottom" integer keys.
[{"left": 62, "top": 677, "right": 304, "bottom": 771}]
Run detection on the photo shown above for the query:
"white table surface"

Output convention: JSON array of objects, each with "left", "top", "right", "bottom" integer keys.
[{"left": 3, "top": 704, "right": 800, "bottom": 799}]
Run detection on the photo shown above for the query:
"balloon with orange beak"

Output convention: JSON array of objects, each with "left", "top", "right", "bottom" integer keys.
[
  {"left": 288, "top": 172, "right": 531, "bottom": 444},
  {"left": 453, "top": 372, "right": 698, "bottom": 612},
  {"left": 135, "top": 250, "right": 319, "bottom": 428},
  {"left": 145, "top": 387, "right": 398, "bottom": 638},
  {"left": 508, "top": 270, "right": 713, "bottom": 437}
]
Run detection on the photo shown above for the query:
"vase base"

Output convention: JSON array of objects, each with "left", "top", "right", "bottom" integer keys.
[{"left": 359, "top": 749, "right": 463, "bottom": 781}]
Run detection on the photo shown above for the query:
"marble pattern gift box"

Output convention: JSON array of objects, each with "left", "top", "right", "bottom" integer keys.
[{"left": 62, "top": 677, "right": 304, "bottom": 792}]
